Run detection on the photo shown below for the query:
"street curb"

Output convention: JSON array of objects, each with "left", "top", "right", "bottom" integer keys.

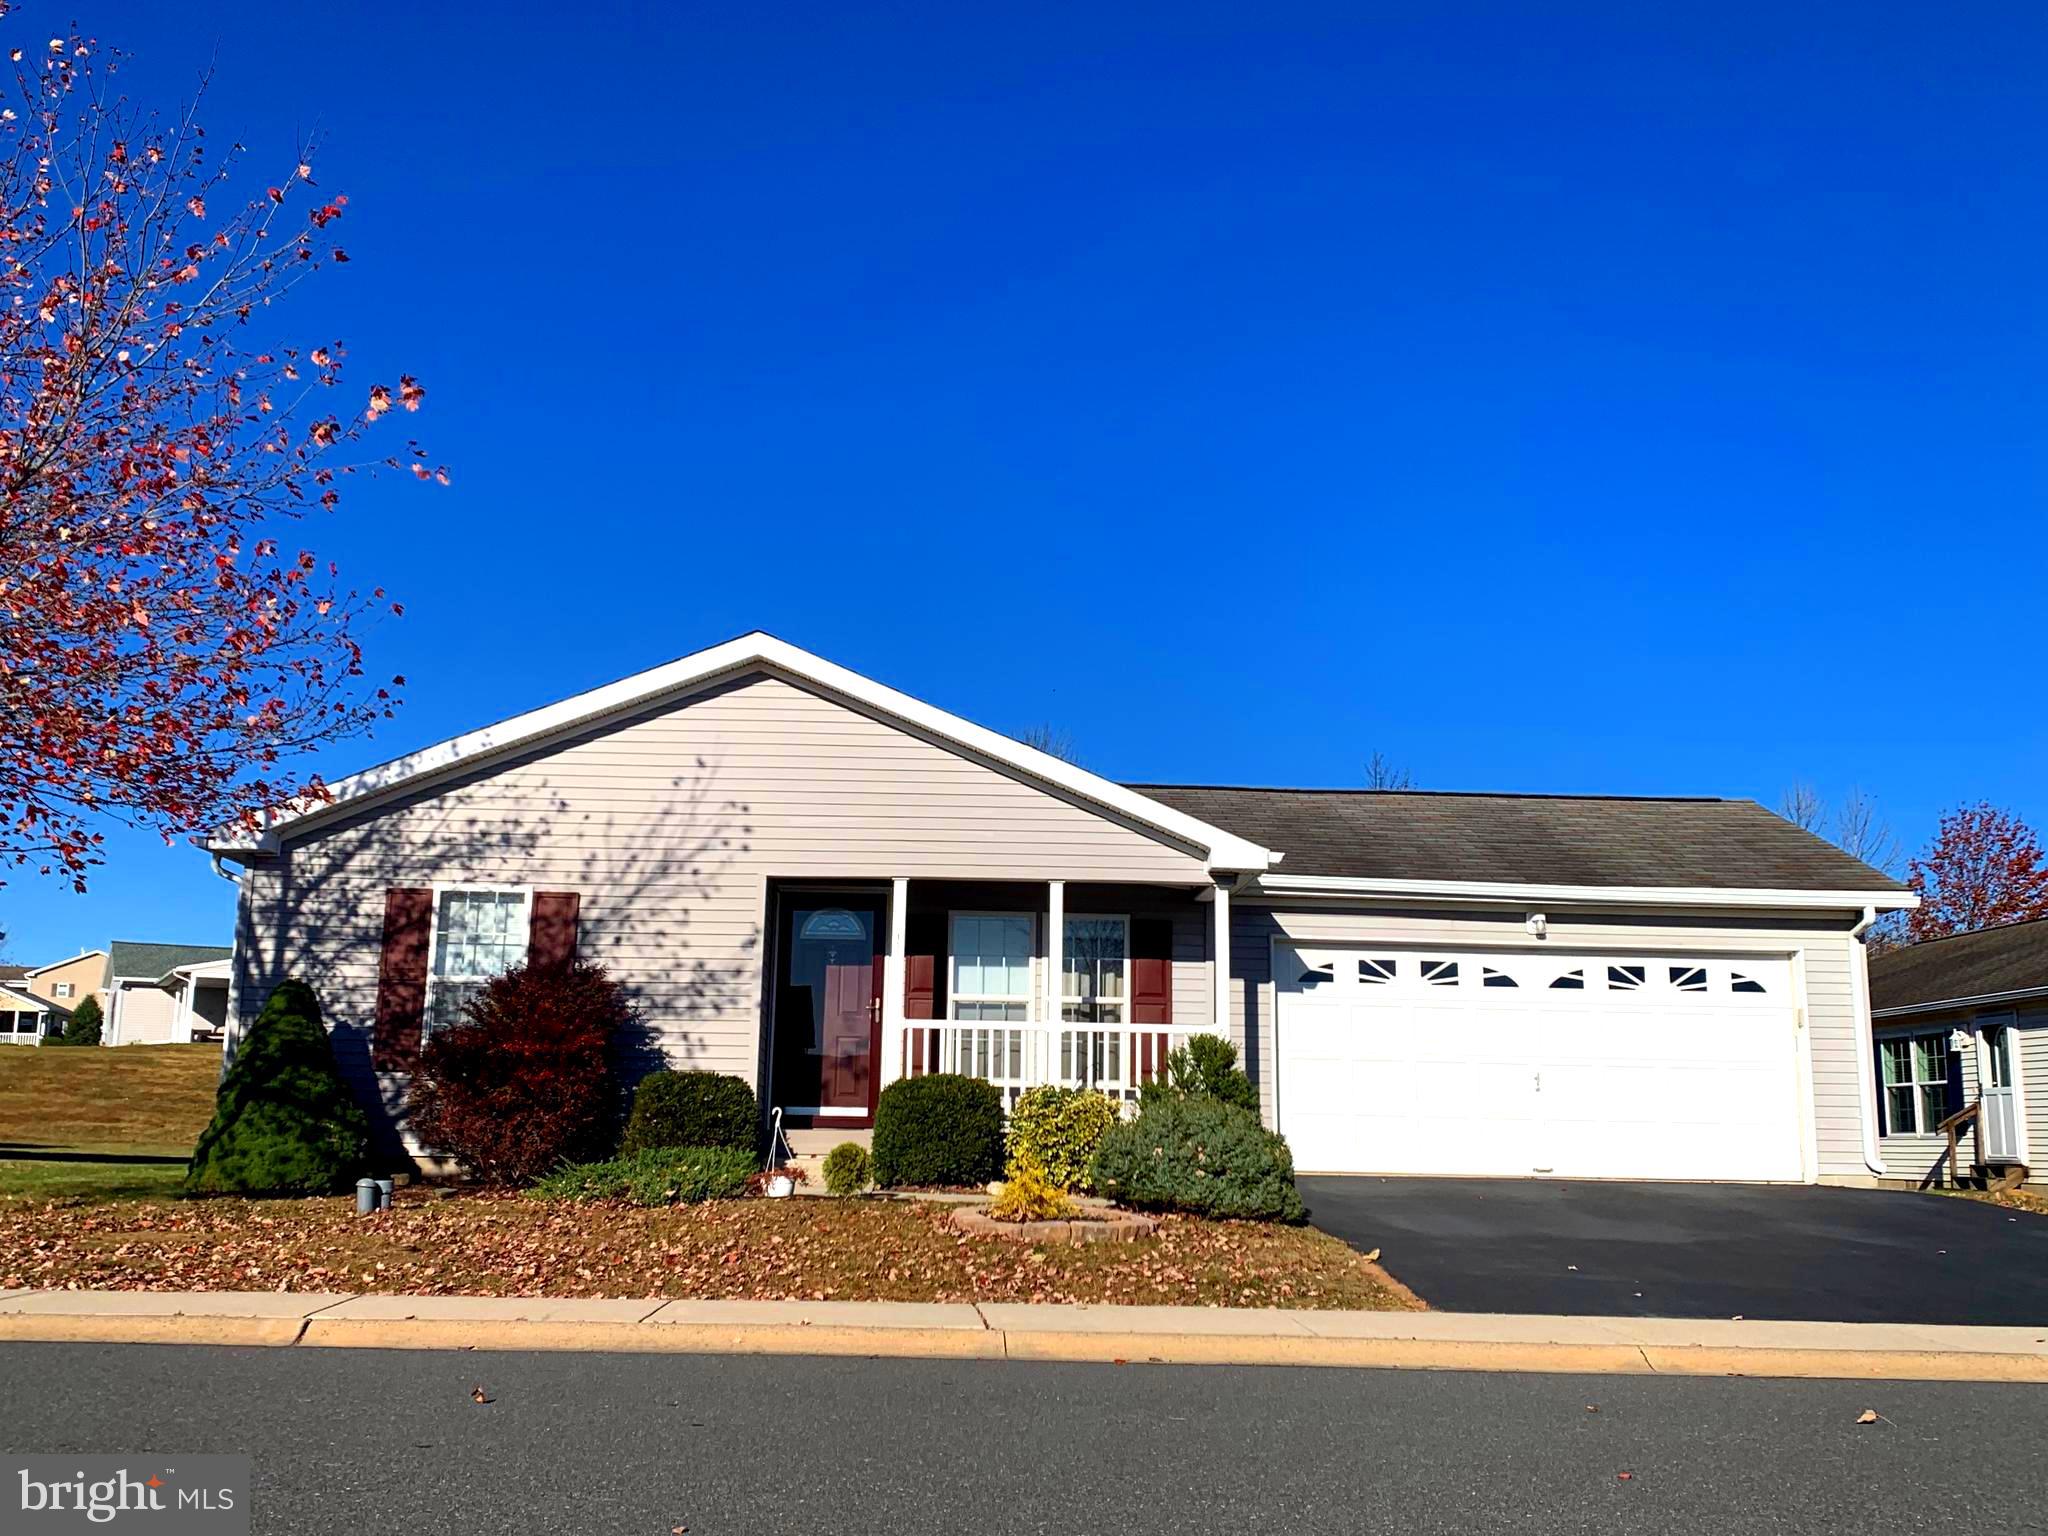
[{"left": 0, "top": 1296, "right": 2044, "bottom": 1381}]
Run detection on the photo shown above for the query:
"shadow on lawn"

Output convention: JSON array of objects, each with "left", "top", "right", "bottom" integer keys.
[{"left": 0, "top": 1144, "right": 187, "bottom": 1166}]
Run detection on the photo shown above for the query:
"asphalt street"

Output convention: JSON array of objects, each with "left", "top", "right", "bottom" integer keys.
[
  {"left": 2, "top": 1343, "right": 2044, "bottom": 1533},
  {"left": 1301, "top": 1176, "right": 2048, "bottom": 1323}
]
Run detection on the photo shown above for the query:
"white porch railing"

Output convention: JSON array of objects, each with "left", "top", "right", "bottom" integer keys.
[{"left": 901, "top": 1023, "right": 1198, "bottom": 1107}]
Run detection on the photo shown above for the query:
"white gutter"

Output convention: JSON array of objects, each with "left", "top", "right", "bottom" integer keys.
[
  {"left": 1251, "top": 873, "right": 1920, "bottom": 912},
  {"left": 1848, "top": 905, "right": 1888, "bottom": 1177},
  {"left": 1872, "top": 984, "right": 2048, "bottom": 1019}
]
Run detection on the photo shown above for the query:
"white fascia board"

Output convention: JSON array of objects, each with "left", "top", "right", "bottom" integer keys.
[
  {"left": 207, "top": 632, "right": 1275, "bottom": 874},
  {"left": 20, "top": 950, "right": 106, "bottom": 977},
  {"left": 1871, "top": 985, "right": 2048, "bottom": 1020},
  {"left": 1248, "top": 872, "right": 1920, "bottom": 912}
]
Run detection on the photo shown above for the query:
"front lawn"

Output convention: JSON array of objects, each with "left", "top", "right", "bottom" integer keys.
[
  {"left": 0, "top": 1192, "right": 1419, "bottom": 1310},
  {"left": 0, "top": 1044, "right": 220, "bottom": 1203}
]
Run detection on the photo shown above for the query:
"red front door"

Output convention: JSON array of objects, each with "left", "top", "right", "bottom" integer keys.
[{"left": 771, "top": 896, "right": 885, "bottom": 1126}]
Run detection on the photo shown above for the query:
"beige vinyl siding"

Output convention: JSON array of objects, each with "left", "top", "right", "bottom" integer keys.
[
  {"left": 2019, "top": 1011, "right": 2048, "bottom": 1167},
  {"left": 108, "top": 982, "right": 181, "bottom": 1046},
  {"left": 1872, "top": 1003, "right": 2048, "bottom": 1179},
  {"left": 1226, "top": 901, "right": 1872, "bottom": 1181},
  {"left": 23, "top": 953, "right": 105, "bottom": 1007},
  {"left": 1874, "top": 1012, "right": 1983, "bottom": 1182},
  {"left": 233, "top": 670, "right": 1211, "bottom": 1141}
]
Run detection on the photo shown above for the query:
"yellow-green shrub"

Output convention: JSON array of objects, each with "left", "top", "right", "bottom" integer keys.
[{"left": 1005, "top": 1085, "right": 1119, "bottom": 1192}]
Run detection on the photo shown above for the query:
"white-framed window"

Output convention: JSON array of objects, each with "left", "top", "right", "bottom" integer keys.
[
  {"left": 425, "top": 886, "right": 531, "bottom": 1039},
  {"left": 1982, "top": 1018, "right": 2015, "bottom": 1090},
  {"left": 1062, "top": 915, "right": 1128, "bottom": 1025},
  {"left": 948, "top": 913, "right": 1035, "bottom": 1023},
  {"left": 1879, "top": 1031, "right": 1951, "bottom": 1135},
  {"left": 52, "top": 982, "right": 73, "bottom": 999}
]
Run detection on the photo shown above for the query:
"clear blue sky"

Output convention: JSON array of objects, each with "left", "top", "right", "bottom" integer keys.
[{"left": 4, "top": 2, "right": 2043, "bottom": 961}]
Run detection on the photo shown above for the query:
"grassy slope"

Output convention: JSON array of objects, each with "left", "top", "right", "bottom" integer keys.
[{"left": 0, "top": 1044, "right": 221, "bottom": 1201}]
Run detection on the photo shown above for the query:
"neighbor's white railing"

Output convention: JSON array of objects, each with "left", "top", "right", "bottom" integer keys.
[{"left": 900, "top": 1022, "right": 1197, "bottom": 1106}]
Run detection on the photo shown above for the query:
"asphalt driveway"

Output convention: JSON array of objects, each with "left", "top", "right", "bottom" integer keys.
[{"left": 1300, "top": 1178, "right": 2048, "bottom": 1325}]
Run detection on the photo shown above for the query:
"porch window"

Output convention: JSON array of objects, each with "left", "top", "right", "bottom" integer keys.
[
  {"left": 426, "top": 887, "right": 530, "bottom": 1038},
  {"left": 949, "top": 915, "right": 1034, "bottom": 1023},
  {"left": 1060, "top": 916, "right": 1130, "bottom": 1086},
  {"left": 1062, "top": 917, "right": 1127, "bottom": 1025},
  {"left": 1879, "top": 1033, "right": 1950, "bottom": 1135}
]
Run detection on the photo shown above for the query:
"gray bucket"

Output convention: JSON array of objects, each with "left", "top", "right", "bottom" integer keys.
[{"left": 375, "top": 1178, "right": 395, "bottom": 1211}]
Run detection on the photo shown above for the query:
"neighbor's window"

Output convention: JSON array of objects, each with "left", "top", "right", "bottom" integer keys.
[
  {"left": 1879, "top": 1033, "right": 1951, "bottom": 1135},
  {"left": 53, "top": 982, "right": 73, "bottom": 999},
  {"left": 949, "top": 914, "right": 1034, "bottom": 1023},
  {"left": 426, "top": 887, "right": 531, "bottom": 1038}
]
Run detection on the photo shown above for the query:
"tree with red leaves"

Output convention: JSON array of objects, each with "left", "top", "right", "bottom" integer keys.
[
  {"left": 1905, "top": 802, "right": 2048, "bottom": 942},
  {"left": 0, "top": 12, "right": 440, "bottom": 889}
]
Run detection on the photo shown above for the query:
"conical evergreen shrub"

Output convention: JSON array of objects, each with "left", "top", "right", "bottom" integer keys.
[
  {"left": 185, "top": 979, "right": 370, "bottom": 1195},
  {"left": 59, "top": 995, "right": 101, "bottom": 1046}
]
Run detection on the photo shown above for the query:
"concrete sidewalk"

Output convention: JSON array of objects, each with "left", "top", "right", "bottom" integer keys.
[{"left": 1, "top": 1290, "right": 2043, "bottom": 1379}]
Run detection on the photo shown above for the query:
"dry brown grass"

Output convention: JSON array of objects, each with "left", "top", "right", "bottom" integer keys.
[{"left": 0, "top": 1043, "right": 219, "bottom": 1154}]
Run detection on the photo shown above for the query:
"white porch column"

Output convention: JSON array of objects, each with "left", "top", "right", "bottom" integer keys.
[
  {"left": 1045, "top": 880, "right": 1065, "bottom": 1025},
  {"left": 1212, "top": 879, "right": 1232, "bottom": 1035},
  {"left": 881, "top": 877, "right": 909, "bottom": 1089}
]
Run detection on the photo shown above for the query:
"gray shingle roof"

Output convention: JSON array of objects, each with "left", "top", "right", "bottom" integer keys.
[
  {"left": 106, "top": 940, "right": 231, "bottom": 981},
  {"left": 1868, "top": 918, "right": 2048, "bottom": 1013},
  {"left": 1127, "top": 785, "right": 1910, "bottom": 893}
]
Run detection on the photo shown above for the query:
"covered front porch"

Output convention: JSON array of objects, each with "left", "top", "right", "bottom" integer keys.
[{"left": 760, "top": 876, "right": 1232, "bottom": 1132}]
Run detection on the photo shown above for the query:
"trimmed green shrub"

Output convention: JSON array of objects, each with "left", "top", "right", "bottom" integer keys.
[
  {"left": 619, "top": 1070, "right": 759, "bottom": 1156},
  {"left": 1138, "top": 1032, "right": 1259, "bottom": 1114},
  {"left": 1006, "top": 1085, "right": 1119, "bottom": 1192},
  {"left": 871, "top": 1073, "right": 1004, "bottom": 1188},
  {"left": 531, "top": 1146, "right": 756, "bottom": 1206},
  {"left": 821, "top": 1140, "right": 872, "bottom": 1195},
  {"left": 59, "top": 995, "right": 102, "bottom": 1047},
  {"left": 1090, "top": 1095, "right": 1304, "bottom": 1222},
  {"left": 185, "top": 979, "right": 371, "bottom": 1196}
]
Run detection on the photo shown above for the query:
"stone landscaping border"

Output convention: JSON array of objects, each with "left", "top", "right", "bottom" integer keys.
[{"left": 951, "top": 1206, "right": 1158, "bottom": 1243}]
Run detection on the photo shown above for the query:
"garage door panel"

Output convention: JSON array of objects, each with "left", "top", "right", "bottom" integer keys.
[{"left": 1274, "top": 944, "right": 1804, "bottom": 1182}]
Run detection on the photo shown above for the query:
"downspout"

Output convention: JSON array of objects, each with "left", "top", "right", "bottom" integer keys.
[
  {"left": 1848, "top": 905, "right": 1889, "bottom": 1177},
  {"left": 210, "top": 851, "right": 244, "bottom": 1082}
]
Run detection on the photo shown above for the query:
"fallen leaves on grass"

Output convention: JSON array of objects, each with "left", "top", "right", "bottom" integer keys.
[{"left": 0, "top": 1193, "right": 1418, "bottom": 1310}]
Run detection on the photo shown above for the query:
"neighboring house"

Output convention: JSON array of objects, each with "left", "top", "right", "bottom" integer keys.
[
  {"left": 19, "top": 950, "right": 107, "bottom": 1009},
  {"left": 1869, "top": 917, "right": 2046, "bottom": 1185},
  {"left": 154, "top": 956, "right": 233, "bottom": 1042},
  {"left": 0, "top": 981, "right": 71, "bottom": 1045},
  {"left": 102, "top": 943, "right": 233, "bottom": 1045},
  {"left": 207, "top": 632, "right": 1916, "bottom": 1182}
]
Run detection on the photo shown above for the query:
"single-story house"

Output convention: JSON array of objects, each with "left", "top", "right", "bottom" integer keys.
[
  {"left": 0, "top": 981, "right": 72, "bottom": 1044},
  {"left": 153, "top": 956, "right": 234, "bottom": 1042},
  {"left": 207, "top": 632, "right": 1918, "bottom": 1183},
  {"left": 17, "top": 950, "right": 107, "bottom": 1010},
  {"left": 1869, "top": 917, "right": 2046, "bottom": 1184},
  {"left": 102, "top": 942, "right": 233, "bottom": 1045}
]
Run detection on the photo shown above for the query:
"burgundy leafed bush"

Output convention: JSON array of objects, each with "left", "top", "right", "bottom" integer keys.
[{"left": 406, "top": 961, "right": 635, "bottom": 1185}]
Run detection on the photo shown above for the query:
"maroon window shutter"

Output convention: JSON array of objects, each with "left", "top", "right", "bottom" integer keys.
[
  {"left": 528, "top": 891, "right": 581, "bottom": 975},
  {"left": 1130, "top": 918, "right": 1173, "bottom": 1026},
  {"left": 372, "top": 887, "right": 434, "bottom": 1070},
  {"left": 903, "top": 910, "right": 946, "bottom": 1021}
]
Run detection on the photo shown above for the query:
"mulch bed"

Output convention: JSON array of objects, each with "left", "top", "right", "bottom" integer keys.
[{"left": 0, "top": 1192, "right": 1418, "bottom": 1310}]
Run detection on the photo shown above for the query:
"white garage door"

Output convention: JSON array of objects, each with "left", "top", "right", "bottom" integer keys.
[{"left": 1275, "top": 945, "right": 1805, "bottom": 1182}]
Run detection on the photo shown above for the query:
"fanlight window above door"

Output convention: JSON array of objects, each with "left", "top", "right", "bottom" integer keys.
[{"left": 800, "top": 909, "right": 869, "bottom": 941}]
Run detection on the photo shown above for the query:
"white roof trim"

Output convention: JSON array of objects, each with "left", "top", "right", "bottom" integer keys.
[
  {"left": 1249, "top": 872, "right": 1921, "bottom": 912},
  {"left": 1871, "top": 984, "right": 2048, "bottom": 1019},
  {"left": 207, "top": 632, "right": 1276, "bottom": 873},
  {"left": 0, "top": 982, "right": 61, "bottom": 1013},
  {"left": 155, "top": 957, "right": 234, "bottom": 990},
  {"left": 21, "top": 950, "right": 106, "bottom": 977}
]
